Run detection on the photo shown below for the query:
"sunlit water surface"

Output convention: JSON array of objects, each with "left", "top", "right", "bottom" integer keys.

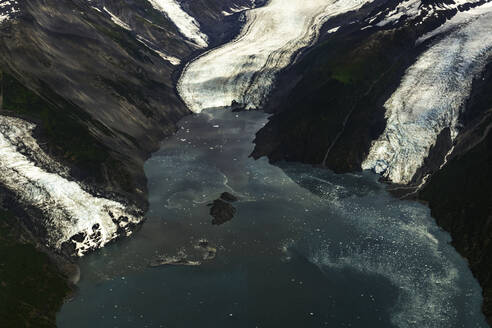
[{"left": 58, "top": 109, "right": 487, "bottom": 328}]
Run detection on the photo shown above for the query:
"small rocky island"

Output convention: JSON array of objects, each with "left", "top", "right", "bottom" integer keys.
[
  {"left": 208, "top": 192, "right": 238, "bottom": 225},
  {"left": 149, "top": 239, "right": 218, "bottom": 267}
]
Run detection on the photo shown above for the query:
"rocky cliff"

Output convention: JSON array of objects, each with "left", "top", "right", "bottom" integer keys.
[
  {"left": 0, "top": 0, "right": 254, "bottom": 325},
  {"left": 252, "top": 0, "right": 492, "bottom": 323}
]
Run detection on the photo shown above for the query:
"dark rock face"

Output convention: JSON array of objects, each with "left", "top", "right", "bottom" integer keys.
[
  {"left": 0, "top": 0, "right": 254, "bottom": 210},
  {"left": 0, "top": 209, "right": 74, "bottom": 328},
  {"left": 209, "top": 199, "right": 236, "bottom": 225},
  {"left": 252, "top": 4, "right": 492, "bottom": 324},
  {"left": 252, "top": 26, "right": 419, "bottom": 173},
  {"left": 220, "top": 192, "right": 238, "bottom": 202},
  {"left": 419, "top": 62, "right": 492, "bottom": 324},
  {"left": 0, "top": 1, "right": 250, "bottom": 326},
  {"left": 0, "top": 0, "right": 190, "bottom": 209}
]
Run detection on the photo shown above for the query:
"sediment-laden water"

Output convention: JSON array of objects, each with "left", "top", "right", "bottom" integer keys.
[
  {"left": 57, "top": 1, "right": 490, "bottom": 326},
  {"left": 58, "top": 109, "right": 487, "bottom": 328}
]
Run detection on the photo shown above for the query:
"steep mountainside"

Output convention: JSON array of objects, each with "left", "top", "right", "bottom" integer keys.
[
  {"left": 0, "top": 0, "right": 254, "bottom": 326},
  {"left": 0, "top": 0, "right": 490, "bottom": 326},
  {"left": 0, "top": 0, "right": 259, "bottom": 257},
  {"left": 252, "top": 0, "right": 492, "bottom": 323}
]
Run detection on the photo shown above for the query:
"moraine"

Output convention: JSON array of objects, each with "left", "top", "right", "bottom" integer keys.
[{"left": 58, "top": 0, "right": 488, "bottom": 327}]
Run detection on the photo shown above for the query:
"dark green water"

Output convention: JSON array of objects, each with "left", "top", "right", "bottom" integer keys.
[{"left": 57, "top": 109, "right": 487, "bottom": 328}]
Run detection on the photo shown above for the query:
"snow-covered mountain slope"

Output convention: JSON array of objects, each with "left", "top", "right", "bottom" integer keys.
[
  {"left": 178, "top": 0, "right": 374, "bottom": 113},
  {"left": 362, "top": 1, "right": 492, "bottom": 184}
]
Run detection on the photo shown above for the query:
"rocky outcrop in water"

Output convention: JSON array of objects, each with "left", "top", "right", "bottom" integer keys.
[{"left": 209, "top": 198, "right": 236, "bottom": 225}]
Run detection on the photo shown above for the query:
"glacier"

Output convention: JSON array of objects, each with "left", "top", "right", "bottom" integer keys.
[
  {"left": 0, "top": 0, "right": 19, "bottom": 24},
  {"left": 371, "top": 0, "right": 483, "bottom": 27},
  {"left": 362, "top": 1, "right": 492, "bottom": 184},
  {"left": 0, "top": 116, "right": 143, "bottom": 256},
  {"left": 178, "top": 0, "right": 373, "bottom": 113}
]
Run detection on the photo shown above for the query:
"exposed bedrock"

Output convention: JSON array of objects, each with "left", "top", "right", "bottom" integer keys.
[
  {"left": 178, "top": 0, "right": 377, "bottom": 113},
  {"left": 419, "top": 60, "right": 492, "bottom": 324},
  {"left": 0, "top": 0, "right": 257, "bottom": 257},
  {"left": 0, "top": 0, "right": 256, "bottom": 325},
  {"left": 252, "top": 1, "right": 492, "bottom": 324}
]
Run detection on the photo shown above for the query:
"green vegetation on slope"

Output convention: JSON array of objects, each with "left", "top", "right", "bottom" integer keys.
[
  {"left": 0, "top": 210, "right": 72, "bottom": 328},
  {"left": 254, "top": 28, "right": 417, "bottom": 171}
]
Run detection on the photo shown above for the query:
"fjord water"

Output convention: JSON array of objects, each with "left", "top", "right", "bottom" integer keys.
[{"left": 58, "top": 109, "right": 487, "bottom": 328}]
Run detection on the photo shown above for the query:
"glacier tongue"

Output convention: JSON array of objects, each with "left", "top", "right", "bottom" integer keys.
[
  {"left": 0, "top": 116, "right": 143, "bottom": 256},
  {"left": 362, "top": 2, "right": 492, "bottom": 184},
  {"left": 178, "top": 0, "right": 373, "bottom": 113}
]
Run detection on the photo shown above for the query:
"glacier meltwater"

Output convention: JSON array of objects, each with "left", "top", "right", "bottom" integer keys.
[{"left": 56, "top": 1, "right": 488, "bottom": 327}]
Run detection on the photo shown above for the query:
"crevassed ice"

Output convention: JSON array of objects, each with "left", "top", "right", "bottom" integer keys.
[
  {"left": 362, "top": 2, "right": 492, "bottom": 184},
  {"left": 178, "top": 0, "right": 372, "bottom": 113},
  {"left": 0, "top": 116, "right": 143, "bottom": 256},
  {"left": 147, "top": 0, "right": 208, "bottom": 48},
  {"left": 0, "top": 0, "right": 19, "bottom": 24},
  {"left": 372, "top": 0, "right": 483, "bottom": 27}
]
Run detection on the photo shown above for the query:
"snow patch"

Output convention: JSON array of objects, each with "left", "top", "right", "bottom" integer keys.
[
  {"left": 147, "top": 0, "right": 208, "bottom": 48},
  {"left": 136, "top": 35, "right": 181, "bottom": 65},
  {"left": 103, "top": 6, "right": 131, "bottom": 31}
]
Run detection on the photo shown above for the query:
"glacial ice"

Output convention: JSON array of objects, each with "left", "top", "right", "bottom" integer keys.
[
  {"left": 372, "top": 0, "right": 483, "bottom": 27},
  {"left": 362, "top": 2, "right": 492, "bottom": 184},
  {"left": 147, "top": 0, "right": 208, "bottom": 48},
  {"left": 0, "top": 0, "right": 19, "bottom": 24},
  {"left": 0, "top": 116, "right": 143, "bottom": 256},
  {"left": 178, "top": 0, "right": 372, "bottom": 113}
]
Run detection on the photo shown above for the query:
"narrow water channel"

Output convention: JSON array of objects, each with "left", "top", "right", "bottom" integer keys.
[{"left": 57, "top": 109, "right": 487, "bottom": 328}]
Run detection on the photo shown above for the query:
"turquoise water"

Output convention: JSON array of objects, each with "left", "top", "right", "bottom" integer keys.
[{"left": 58, "top": 109, "right": 487, "bottom": 328}]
